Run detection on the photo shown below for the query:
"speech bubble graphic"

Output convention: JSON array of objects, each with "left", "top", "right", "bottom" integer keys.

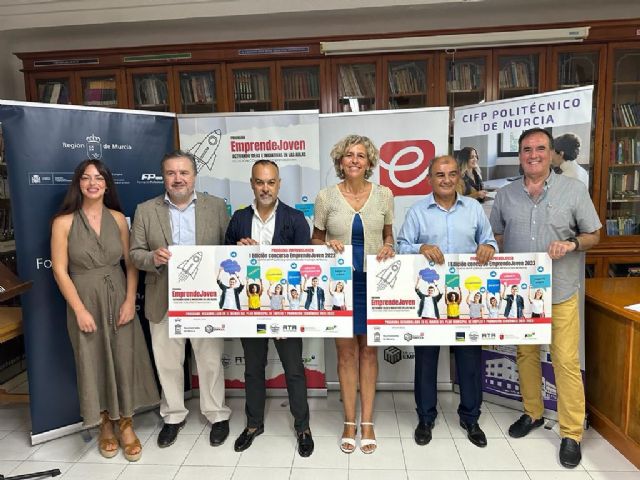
[
  {"left": 220, "top": 259, "right": 241, "bottom": 274},
  {"left": 419, "top": 268, "right": 440, "bottom": 283},
  {"left": 331, "top": 266, "right": 352, "bottom": 281},
  {"left": 247, "top": 265, "right": 261, "bottom": 280},
  {"left": 445, "top": 274, "right": 460, "bottom": 288},
  {"left": 287, "top": 270, "right": 302, "bottom": 285},
  {"left": 464, "top": 275, "right": 482, "bottom": 291},
  {"left": 295, "top": 203, "right": 314, "bottom": 218},
  {"left": 529, "top": 274, "right": 551, "bottom": 288},
  {"left": 487, "top": 279, "right": 501, "bottom": 294},
  {"left": 300, "top": 264, "right": 322, "bottom": 278},
  {"left": 499, "top": 272, "right": 521, "bottom": 285},
  {"left": 265, "top": 267, "right": 283, "bottom": 283}
]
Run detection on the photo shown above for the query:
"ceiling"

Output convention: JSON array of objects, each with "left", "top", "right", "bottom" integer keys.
[{"left": 0, "top": 0, "right": 638, "bottom": 34}]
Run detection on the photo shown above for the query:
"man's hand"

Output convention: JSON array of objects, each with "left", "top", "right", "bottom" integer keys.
[
  {"left": 237, "top": 237, "right": 258, "bottom": 246},
  {"left": 475, "top": 244, "right": 495, "bottom": 265},
  {"left": 419, "top": 244, "right": 445, "bottom": 265},
  {"left": 547, "top": 240, "right": 575, "bottom": 260},
  {"left": 153, "top": 247, "right": 171, "bottom": 267}
]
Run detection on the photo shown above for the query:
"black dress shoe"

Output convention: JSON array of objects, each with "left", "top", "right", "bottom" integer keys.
[
  {"left": 297, "top": 430, "right": 314, "bottom": 457},
  {"left": 559, "top": 438, "right": 581, "bottom": 468},
  {"left": 414, "top": 421, "right": 434, "bottom": 446},
  {"left": 508, "top": 414, "right": 544, "bottom": 438},
  {"left": 209, "top": 420, "right": 230, "bottom": 446},
  {"left": 460, "top": 421, "right": 487, "bottom": 448},
  {"left": 233, "top": 425, "right": 264, "bottom": 452},
  {"left": 157, "top": 420, "right": 186, "bottom": 448}
]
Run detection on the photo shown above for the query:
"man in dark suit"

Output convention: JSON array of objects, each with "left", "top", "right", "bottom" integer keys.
[
  {"left": 225, "top": 159, "right": 314, "bottom": 457},
  {"left": 302, "top": 276, "right": 325, "bottom": 310}
]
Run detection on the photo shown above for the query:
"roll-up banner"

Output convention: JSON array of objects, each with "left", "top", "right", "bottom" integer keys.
[
  {"left": 453, "top": 86, "right": 594, "bottom": 415},
  {"left": 177, "top": 111, "right": 326, "bottom": 394},
  {"left": 0, "top": 101, "right": 175, "bottom": 443},
  {"left": 319, "top": 108, "right": 451, "bottom": 390}
]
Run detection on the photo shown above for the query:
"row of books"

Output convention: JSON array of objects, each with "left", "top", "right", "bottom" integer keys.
[
  {"left": 446, "top": 62, "right": 484, "bottom": 92},
  {"left": 234, "top": 72, "right": 270, "bottom": 102},
  {"left": 609, "top": 170, "right": 640, "bottom": 196},
  {"left": 133, "top": 77, "right": 169, "bottom": 106},
  {"left": 283, "top": 70, "right": 320, "bottom": 100},
  {"left": 612, "top": 103, "right": 640, "bottom": 128},
  {"left": 338, "top": 65, "right": 376, "bottom": 98},
  {"left": 605, "top": 217, "right": 638, "bottom": 236},
  {"left": 498, "top": 61, "right": 536, "bottom": 89},
  {"left": 388, "top": 63, "right": 426, "bottom": 96},
  {"left": 37, "top": 82, "right": 70, "bottom": 104},
  {"left": 610, "top": 137, "right": 640, "bottom": 164},
  {"left": 83, "top": 79, "right": 118, "bottom": 106},
  {"left": 0, "top": 208, "right": 13, "bottom": 241},
  {"left": 180, "top": 74, "right": 216, "bottom": 105}
]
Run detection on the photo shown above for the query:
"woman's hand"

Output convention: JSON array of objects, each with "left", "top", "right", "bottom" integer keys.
[
  {"left": 376, "top": 243, "right": 395, "bottom": 261},
  {"left": 117, "top": 299, "right": 136, "bottom": 326},
  {"left": 76, "top": 309, "right": 97, "bottom": 333},
  {"left": 325, "top": 239, "right": 345, "bottom": 253},
  {"left": 477, "top": 190, "right": 488, "bottom": 200}
]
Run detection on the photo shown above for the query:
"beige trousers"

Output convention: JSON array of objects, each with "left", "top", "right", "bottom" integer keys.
[
  {"left": 516, "top": 292, "right": 584, "bottom": 441},
  {"left": 149, "top": 316, "right": 231, "bottom": 425}
]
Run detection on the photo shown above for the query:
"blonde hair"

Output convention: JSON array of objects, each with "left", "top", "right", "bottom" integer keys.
[{"left": 330, "top": 134, "right": 379, "bottom": 180}]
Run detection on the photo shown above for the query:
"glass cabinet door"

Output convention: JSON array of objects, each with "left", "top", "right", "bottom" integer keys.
[
  {"left": 606, "top": 49, "right": 640, "bottom": 237},
  {"left": 80, "top": 74, "right": 119, "bottom": 108},
  {"left": 280, "top": 65, "right": 321, "bottom": 111},
  {"left": 444, "top": 54, "right": 488, "bottom": 108},
  {"left": 386, "top": 59, "right": 429, "bottom": 109},
  {"left": 496, "top": 53, "right": 541, "bottom": 100},
  {"left": 131, "top": 71, "right": 171, "bottom": 112},
  {"left": 35, "top": 77, "right": 72, "bottom": 104},
  {"left": 336, "top": 62, "right": 377, "bottom": 112},
  {"left": 231, "top": 67, "right": 273, "bottom": 112},
  {"left": 178, "top": 70, "right": 219, "bottom": 113}
]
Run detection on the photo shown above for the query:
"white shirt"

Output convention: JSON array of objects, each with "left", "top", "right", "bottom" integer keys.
[
  {"left": 251, "top": 199, "right": 278, "bottom": 245},
  {"left": 530, "top": 298, "right": 544, "bottom": 315},
  {"left": 560, "top": 161, "right": 589, "bottom": 188},
  {"left": 419, "top": 291, "right": 437, "bottom": 319},
  {"left": 308, "top": 287, "right": 320, "bottom": 310}
]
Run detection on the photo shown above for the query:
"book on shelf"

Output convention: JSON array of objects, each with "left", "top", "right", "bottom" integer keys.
[
  {"left": 612, "top": 103, "right": 639, "bottom": 128},
  {"left": 609, "top": 170, "right": 640, "bottom": 196},
  {"left": 338, "top": 65, "right": 375, "bottom": 98},
  {"left": 499, "top": 61, "right": 535, "bottom": 89},
  {"left": 447, "top": 62, "right": 483, "bottom": 91},
  {"left": 234, "top": 71, "right": 270, "bottom": 102},
  {"left": 605, "top": 217, "right": 638, "bottom": 236},
  {"left": 180, "top": 74, "right": 214, "bottom": 105},
  {"left": 134, "top": 77, "right": 169, "bottom": 106},
  {"left": 283, "top": 69, "right": 320, "bottom": 101},
  {"left": 388, "top": 62, "right": 426, "bottom": 96},
  {"left": 38, "top": 82, "right": 69, "bottom": 104},
  {"left": 83, "top": 78, "right": 117, "bottom": 106},
  {"left": 610, "top": 137, "right": 640, "bottom": 165}
]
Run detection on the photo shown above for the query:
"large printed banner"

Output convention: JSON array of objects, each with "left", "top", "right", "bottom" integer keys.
[
  {"left": 320, "top": 108, "right": 452, "bottom": 388},
  {"left": 177, "top": 111, "right": 325, "bottom": 390},
  {"left": 178, "top": 110, "right": 319, "bottom": 220},
  {"left": 168, "top": 245, "right": 354, "bottom": 337},
  {"left": 366, "top": 253, "right": 552, "bottom": 346},
  {"left": 0, "top": 101, "right": 175, "bottom": 440},
  {"left": 453, "top": 87, "right": 594, "bottom": 414}
]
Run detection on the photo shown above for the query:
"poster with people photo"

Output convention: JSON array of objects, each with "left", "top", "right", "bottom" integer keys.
[
  {"left": 168, "top": 244, "right": 353, "bottom": 337},
  {"left": 366, "top": 252, "right": 552, "bottom": 346}
]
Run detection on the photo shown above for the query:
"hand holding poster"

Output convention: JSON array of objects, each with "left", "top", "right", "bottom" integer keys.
[
  {"left": 169, "top": 245, "right": 353, "bottom": 337},
  {"left": 366, "top": 253, "right": 552, "bottom": 346}
]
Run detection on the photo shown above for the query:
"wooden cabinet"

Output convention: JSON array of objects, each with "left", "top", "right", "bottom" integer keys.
[{"left": 14, "top": 24, "right": 640, "bottom": 272}]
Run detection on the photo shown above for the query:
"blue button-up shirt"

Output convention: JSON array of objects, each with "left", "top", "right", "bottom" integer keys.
[
  {"left": 165, "top": 192, "right": 197, "bottom": 246},
  {"left": 397, "top": 193, "right": 497, "bottom": 255}
]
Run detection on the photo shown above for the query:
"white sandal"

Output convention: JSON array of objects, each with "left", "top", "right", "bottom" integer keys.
[
  {"left": 340, "top": 421, "right": 357, "bottom": 453},
  {"left": 360, "top": 422, "right": 377, "bottom": 454}
]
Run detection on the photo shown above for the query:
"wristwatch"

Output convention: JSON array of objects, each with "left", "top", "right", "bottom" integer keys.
[{"left": 566, "top": 236, "right": 580, "bottom": 251}]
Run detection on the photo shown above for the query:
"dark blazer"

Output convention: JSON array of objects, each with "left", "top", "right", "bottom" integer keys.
[
  {"left": 225, "top": 200, "right": 311, "bottom": 246},
  {"left": 504, "top": 294, "right": 525, "bottom": 318},
  {"left": 415, "top": 290, "right": 442, "bottom": 319}
]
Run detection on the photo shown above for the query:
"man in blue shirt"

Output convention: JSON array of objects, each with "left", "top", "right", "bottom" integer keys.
[{"left": 397, "top": 155, "right": 497, "bottom": 448}]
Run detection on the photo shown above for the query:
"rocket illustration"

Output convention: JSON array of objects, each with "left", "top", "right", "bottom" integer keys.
[
  {"left": 177, "top": 251, "right": 203, "bottom": 282},
  {"left": 189, "top": 129, "right": 222, "bottom": 173},
  {"left": 376, "top": 259, "right": 401, "bottom": 291}
]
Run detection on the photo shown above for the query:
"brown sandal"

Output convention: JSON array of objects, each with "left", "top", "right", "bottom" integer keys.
[
  {"left": 98, "top": 411, "right": 119, "bottom": 459},
  {"left": 118, "top": 417, "right": 142, "bottom": 462}
]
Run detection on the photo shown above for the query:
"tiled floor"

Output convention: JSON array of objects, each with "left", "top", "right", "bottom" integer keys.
[{"left": 0, "top": 392, "right": 638, "bottom": 480}]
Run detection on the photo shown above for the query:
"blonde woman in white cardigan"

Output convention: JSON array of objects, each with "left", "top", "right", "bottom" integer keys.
[{"left": 312, "top": 134, "right": 395, "bottom": 454}]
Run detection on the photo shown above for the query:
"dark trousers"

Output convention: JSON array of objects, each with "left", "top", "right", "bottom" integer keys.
[
  {"left": 414, "top": 345, "right": 482, "bottom": 425},
  {"left": 240, "top": 337, "right": 310, "bottom": 432}
]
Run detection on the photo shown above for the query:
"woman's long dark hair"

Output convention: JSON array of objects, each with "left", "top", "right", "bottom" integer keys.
[{"left": 52, "top": 159, "right": 123, "bottom": 220}]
